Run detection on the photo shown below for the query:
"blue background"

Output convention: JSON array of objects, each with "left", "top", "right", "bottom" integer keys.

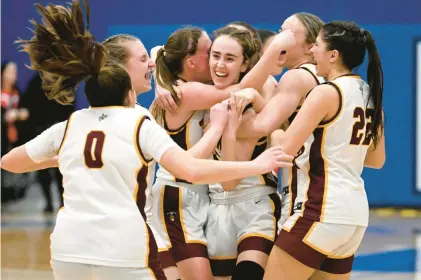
[{"left": 2, "top": 0, "right": 420, "bottom": 207}]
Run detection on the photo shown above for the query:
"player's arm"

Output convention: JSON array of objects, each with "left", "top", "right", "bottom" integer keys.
[
  {"left": 1, "top": 122, "right": 66, "bottom": 173},
  {"left": 237, "top": 69, "right": 313, "bottom": 139},
  {"left": 220, "top": 125, "right": 240, "bottom": 191},
  {"left": 364, "top": 112, "right": 386, "bottom": 169},
  {"left": 187, "top": 104, "right": 228, "bottom": 159},
  {"left": 274, "top": 85, "right": 339, "bottom": 156},
  {"left": 175, "top": 30, "right": 296, "bottom": 112},
  {"left": 139, "top": 119, "right": 293, "bottom": 184}
]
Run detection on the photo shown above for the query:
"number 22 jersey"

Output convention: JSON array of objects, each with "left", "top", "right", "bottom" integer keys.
[{"left": 292, "top": 75, "right": 373, "bottom": 227}]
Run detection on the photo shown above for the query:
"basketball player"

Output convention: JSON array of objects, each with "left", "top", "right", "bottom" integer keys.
[
  {"left": 234, "top": 13, "right": 325, "bottom": 228},
  {"left": 225, "top": 22, "right": 278, "bottom": 103},
  {"left": 0, "top": 2, "right": 295, "bottom": 280},
  {"left": 203, "top": 26, "right": 284, "bottom": 280},
  {"left": 264, "top": 21, "right": 385, "bottom": 280},
  {"left": 147, "top": 26, "right": 294, "bottom": 280}
]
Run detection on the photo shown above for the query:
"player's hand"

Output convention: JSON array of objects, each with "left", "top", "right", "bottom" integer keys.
[
  {"left": 210, "top": 102, "right": 229, "bottom": 130},
  {"left": 253, "top": 146, "right": 293, "bottom": 174},
  {"left": 155, "top": 86, "right": 179, "bottom": 114}
]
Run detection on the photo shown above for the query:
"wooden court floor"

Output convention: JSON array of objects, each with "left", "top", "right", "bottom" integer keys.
[{"left": 2, "top": 183, "right": 420, "bottom": 280}]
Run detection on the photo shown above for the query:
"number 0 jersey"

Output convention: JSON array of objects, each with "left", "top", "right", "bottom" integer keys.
[
  {"left": 25, "top": 106, "right": 177, "bottom": 267},
  {"left": 289, "top": 75, "right": 372, "bottom": 228}
]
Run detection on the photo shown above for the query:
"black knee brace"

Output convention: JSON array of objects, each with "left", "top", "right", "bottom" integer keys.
[{"left": 232, "top": 261, "right": 265, "bottom": 280}]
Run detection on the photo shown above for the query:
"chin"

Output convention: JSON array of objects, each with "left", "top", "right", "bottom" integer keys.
[{"left": 213, "top": 81, "right": 228, "bottom": 89}]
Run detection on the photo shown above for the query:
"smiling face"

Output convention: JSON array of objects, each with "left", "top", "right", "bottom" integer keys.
[
  {"left": 209, "top": 35, "right": 249, "bottom": 89},
  {"left": 310, "top": 32, "right": 335, "bottom": 77},
  {"left": 123, "top": 40, "right": 155, "bottom": 94}
]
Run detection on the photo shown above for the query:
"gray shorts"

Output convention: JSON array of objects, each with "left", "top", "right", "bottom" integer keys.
[
  {"left": 149, "top": 180, "right": 210, "bottom": 268},
  {"left": 205, "top": 189, "right": 281, "bottom": 276}
]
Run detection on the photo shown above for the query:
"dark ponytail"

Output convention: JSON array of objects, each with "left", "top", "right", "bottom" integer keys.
[
  {"left": 322, "top": 21, "right": 384, "bottom": 146},
  {"left": 364, "top": 30, "right": 384, "bottom": 146}
]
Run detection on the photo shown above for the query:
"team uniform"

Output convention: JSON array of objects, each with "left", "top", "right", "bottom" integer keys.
[
  {"left": 149, "top": 110, "right": 210, "bottom": 268},
  {"left": 276, "top": 74, "right": 371, "bottom": 274},
  {"left": 278, "top": 64, "right": 325, "bottom": 227},
  {"left": 25, "top": 106, "right": 178, "bottom": 280},
  {"left": 206, "top": 135, "right": 281, "bottom": 277}
]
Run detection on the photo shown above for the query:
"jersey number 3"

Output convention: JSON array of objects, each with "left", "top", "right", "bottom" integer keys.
[
  {"left": 84, "top": 131, "right": 105, "bottom": 168},
  {"left": 350, "top": 107, "right": 374, "bottom": 146}
]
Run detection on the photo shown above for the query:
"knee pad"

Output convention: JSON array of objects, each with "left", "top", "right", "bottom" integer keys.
[{"left": 232, "top": 260, "right": 264, "bottom": 280}]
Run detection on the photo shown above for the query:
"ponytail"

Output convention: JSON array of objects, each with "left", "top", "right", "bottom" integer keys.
[
  {"left": 16, "top": 0, "right": 132, "bottom": 107},
  {"left": 151, "top": 47, "right": 180, "bottom": 125},
  {"left": 364, "top": 30, "right": 384, "bottom": 147}
]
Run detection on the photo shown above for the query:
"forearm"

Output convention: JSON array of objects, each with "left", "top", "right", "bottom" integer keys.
[
  {"left": 189, "top": 158, "right": 262, "bottom": 185},
  {"left": 239, "top": 47, "right": 281, "bottom": 91},
  {"left": 251, "top": 91, "right": 266, "bottom": 113},
  {"left": 188, "top": 125, "right": 223, "bottom": 159},
  {"left": 220, "top": 132, "right": 241, "bottom": 190}
]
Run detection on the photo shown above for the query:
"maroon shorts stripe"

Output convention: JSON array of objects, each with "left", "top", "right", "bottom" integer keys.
[
  {"left": 275, "top": 217, "right": 355, "bottom": 274},
  {"left": 162, "top": 185, "right": 208, "bottom": 264}
]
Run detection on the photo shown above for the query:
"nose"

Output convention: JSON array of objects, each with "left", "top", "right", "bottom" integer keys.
[
  {"left": 216, "top": 59, "right": 225, "bottom": 68},
  {"left": 148, "top": 59, "right": 155, "bottom": 68}
]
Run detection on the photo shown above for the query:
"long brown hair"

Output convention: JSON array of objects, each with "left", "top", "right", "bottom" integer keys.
[
  {"left": 150, "top": 26, "right": 204, "bottom": 125},
  {"left": 16, "top": 0, "right": 132, "bottom": 107}
]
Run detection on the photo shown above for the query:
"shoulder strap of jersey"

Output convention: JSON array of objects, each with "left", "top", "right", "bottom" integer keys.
[{"left": 135, "top": 114, "right": 153, "bottom": 165}]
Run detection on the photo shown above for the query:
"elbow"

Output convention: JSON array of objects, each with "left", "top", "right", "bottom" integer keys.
[
  {"left": 257, "top": 122, "right": 272, "bottom": 137},
  {"left": 374, "top": 155, "right": 386, "bottom": 169},
  {"left": 221, "top": 182, "right": 238, "bottom": 191},
  {"left": 365, "top": 155, "right": 386, "bottom": 169},
  {"left": 182, "top": 163, "right": 200, "bottom": 183},
  {"left": 1, "top": 154, "right": 22, "bottom": 173}
]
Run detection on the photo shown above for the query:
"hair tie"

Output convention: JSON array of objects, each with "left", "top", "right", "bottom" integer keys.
[{"left": 359, "top": 28, "right": 367, "bottom": 44}]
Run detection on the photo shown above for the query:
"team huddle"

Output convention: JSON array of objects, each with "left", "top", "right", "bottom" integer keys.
[{"left": 1, "top": 0, "right": 386, "bottom": 280}]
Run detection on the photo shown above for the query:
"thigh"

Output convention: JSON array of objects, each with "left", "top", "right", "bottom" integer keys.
[
  {"left": 51, "top": 260, "right": 93, "bottom": 280},
  {"left": 206, "top": 203, "right": 237, "bottom": 277},
  {"left": 94, "top": 266, "right": 158, "bottom": 280}
]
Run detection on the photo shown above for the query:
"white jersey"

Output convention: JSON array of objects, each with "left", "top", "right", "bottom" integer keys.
[
  {"left": 25, "top": 106, "right": 177, "bottom": 268},
  {"left": 292, "top": 74, "right": 371, "bottom": 226},
  {"left": 279, "top": 64, "right": 325, "bottom": 222},
  {"left": 155, "top": 110, "right": 206, "bottom": 186}
]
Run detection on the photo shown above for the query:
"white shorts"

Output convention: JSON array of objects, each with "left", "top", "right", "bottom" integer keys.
[
  {"left": 276, "top": 213, "right": 367, "bottom": 274},
  {"left": 149, "top": 180, "right": 209, "bottom": 268},
  {"left": 51, "top": 260, "right": 161, "bottom": 280},
  {"left": 205, "top": 190, "right": 281, "bottom": 276}
]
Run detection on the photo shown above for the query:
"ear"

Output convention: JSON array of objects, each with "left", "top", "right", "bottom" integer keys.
[
  {"left": 240, "top": 60, "right": 250, "bottom": 73},
  {"left": 304, "top": 43, "right": 314, "bottom": 55},
  {"left": 186, "top": 57, "right": 195, "bottom": 69},
  {"left": 125, "top": 88, "right": 137, "bottom": 108},
  {"left": 330, "top": 50, "right": 339, "bottom": 63}
]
